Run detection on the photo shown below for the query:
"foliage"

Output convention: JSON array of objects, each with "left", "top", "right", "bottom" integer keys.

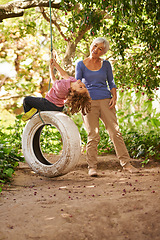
[
  {"left": 0, "top": 0, "right": 160, "bottom": 191},
  {"left": 0, "top": 116, "right": 24, "bottom": 192},
  {"left": 40, "top": 125, "right": 63, "bottom": 154},
  {"left": 0, "top": 7, "right": 74, "bottom": 113},
  {"left": 0, "top": 0, "right": 12, "bottom": 4},
  {"left": 0, "top": 1, "right": 159, "bottom": 115},
  {"left": 117, "top": 87, "right": 160, "bottom": 163},
  {"left": 122, "top": 128, "right": 160, "bottom": 162},
  {"left": 114, "top": 48, "right": 160, "bottom": 97},
  {"left": 0, "top": 9, "right": 51, "bottom": 99},
  {"left": 60, "top": 0, "right": 160, "bottom": 93},
  {"left": 96, "top": 119, "right": 160, "bottom": 163}
]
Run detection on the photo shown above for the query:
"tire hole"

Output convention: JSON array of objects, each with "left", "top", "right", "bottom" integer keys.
[{"left": 33, "top": 124, "right": 63, "bottom": 165}]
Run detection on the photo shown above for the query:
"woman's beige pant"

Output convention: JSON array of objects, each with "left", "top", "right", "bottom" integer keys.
[{"left": 82, "top": 99, "right": 130, "bottom": 169}]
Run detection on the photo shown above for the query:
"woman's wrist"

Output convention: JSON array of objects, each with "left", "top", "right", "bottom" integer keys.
[{"left": 112, "top": 95, "right": 117, "bottom": 100}]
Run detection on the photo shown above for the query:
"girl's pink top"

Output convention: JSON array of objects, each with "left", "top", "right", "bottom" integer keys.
[{"left": 45, "top": 76, "right": 77, "bottom": 107}]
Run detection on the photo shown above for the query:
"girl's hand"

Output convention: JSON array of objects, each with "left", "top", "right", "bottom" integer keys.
[
  {"left": 109, "top": 97, "right": 116, "bottom": 109},
  {"left": 50, "top": 58, "right": 55, "bottom": 69}
]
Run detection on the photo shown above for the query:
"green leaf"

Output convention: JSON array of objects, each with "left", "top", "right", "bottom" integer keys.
[{"left": 4, "top": 168, "right": 14, "bottom": 178}]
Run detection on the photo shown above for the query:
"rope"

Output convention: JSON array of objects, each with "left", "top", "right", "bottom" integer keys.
[
  {"left": 49, "top": 0, "right": 53, "bottom": 59},
  {"left": 48, "top": 0, "right": 53, "bottom": 90},
  {"left": 38, "top": 111, "right": 45, "bottom": 125},
  {"left": 39, "top": 1, "right": 53, "bottom": 125}
]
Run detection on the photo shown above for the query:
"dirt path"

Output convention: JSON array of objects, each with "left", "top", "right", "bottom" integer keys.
[{"left": 0, "top": 154, "right": 160, "bottom": 240}]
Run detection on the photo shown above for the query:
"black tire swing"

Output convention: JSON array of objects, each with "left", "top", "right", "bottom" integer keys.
[{"left": 22, "top": 1, "right": 81, "bottom": 177}]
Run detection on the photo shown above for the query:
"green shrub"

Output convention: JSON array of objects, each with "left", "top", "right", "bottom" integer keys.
[
  {"left": 71, "top": 111, "right": 160, "bottom": 162},
  {"left": 0, "top": 116, "right": 24, "bottom": 192},
  {"left": 40, "top": 125, "right": 62, "bottom": 154}
]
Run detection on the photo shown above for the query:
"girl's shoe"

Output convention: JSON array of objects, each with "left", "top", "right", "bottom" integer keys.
[{"left": 22, "top": 108, "right": 37, "bottom": 121}]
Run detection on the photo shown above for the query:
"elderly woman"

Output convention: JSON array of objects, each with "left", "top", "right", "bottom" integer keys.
[{"left": 75, "top": 37, "right": 139, "bottom": 176}]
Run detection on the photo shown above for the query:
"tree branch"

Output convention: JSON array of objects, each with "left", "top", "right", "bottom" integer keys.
[
  {"left": 0, "top": 94, "right": 23, "bottom": 100},
  {"left": 0, "top": 76, "right": 8, "bottom": 90},
  {"left": 39, "top": 7, "right": 67, "bottom": 40},
  {"left": 0, "top": 0, "right": 61, "bottom": 22}
]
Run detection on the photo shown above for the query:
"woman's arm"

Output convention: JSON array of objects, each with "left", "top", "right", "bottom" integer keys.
[
  {"left": 75, "top": 61, "right": 83, "bottom": 80},
  {"left": 106, "top": 61, "right": 116, "bottom": 90}
]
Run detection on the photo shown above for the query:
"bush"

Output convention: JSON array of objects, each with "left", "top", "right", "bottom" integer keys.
[
  {"left": 122, "top": 129, "right": 160, "bottom": 162},
  {"left": 0, "top": 116, "right": 24, "bottom": 192},
  {"left": 71, "top": 111, "right": 160, "bottom": 163}
]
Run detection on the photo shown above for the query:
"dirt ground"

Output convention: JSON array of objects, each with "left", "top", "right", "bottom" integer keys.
[{"left": 0, "top": 153, "right": 160, "bottom": 240}]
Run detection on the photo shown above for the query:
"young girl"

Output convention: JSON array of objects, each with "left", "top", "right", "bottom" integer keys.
[{"left": 22, "top": 58, "right": 91, "bottom": 121}]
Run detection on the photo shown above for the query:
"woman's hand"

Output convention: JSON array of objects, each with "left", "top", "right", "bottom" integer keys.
[
  {"left": 109, "top": 88, "right": 117, "bottom": 109},
  {"left": 109, "top": 97, "right": 116, "bottom": 109}
]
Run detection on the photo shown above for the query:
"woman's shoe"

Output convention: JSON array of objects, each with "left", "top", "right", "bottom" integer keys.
[
  {"left": 88, "top": 168, "right": 98, "bottom": 177},
  {"left": 123, "top": 163, "right": 139, "bottom": 173},
  {"left": 22, "top": 108, "right": 37, "bottom": 121}
]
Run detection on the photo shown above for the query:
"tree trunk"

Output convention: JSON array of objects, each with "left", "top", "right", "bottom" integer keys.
[{"left": 62, "top": 41, "right": 76, "bottom": 76}]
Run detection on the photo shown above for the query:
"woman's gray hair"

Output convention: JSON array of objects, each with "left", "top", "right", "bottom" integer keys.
[{"left": 90, "top": 37, "right": 109, "bottom": 54}]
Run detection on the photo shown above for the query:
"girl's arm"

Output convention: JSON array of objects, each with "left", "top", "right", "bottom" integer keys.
[
  {"left": 49, "top": 59, "right": 57, "bottom": 82},
  {"left": 50, "top": 58, "right": 70, "bottom": 80}
]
